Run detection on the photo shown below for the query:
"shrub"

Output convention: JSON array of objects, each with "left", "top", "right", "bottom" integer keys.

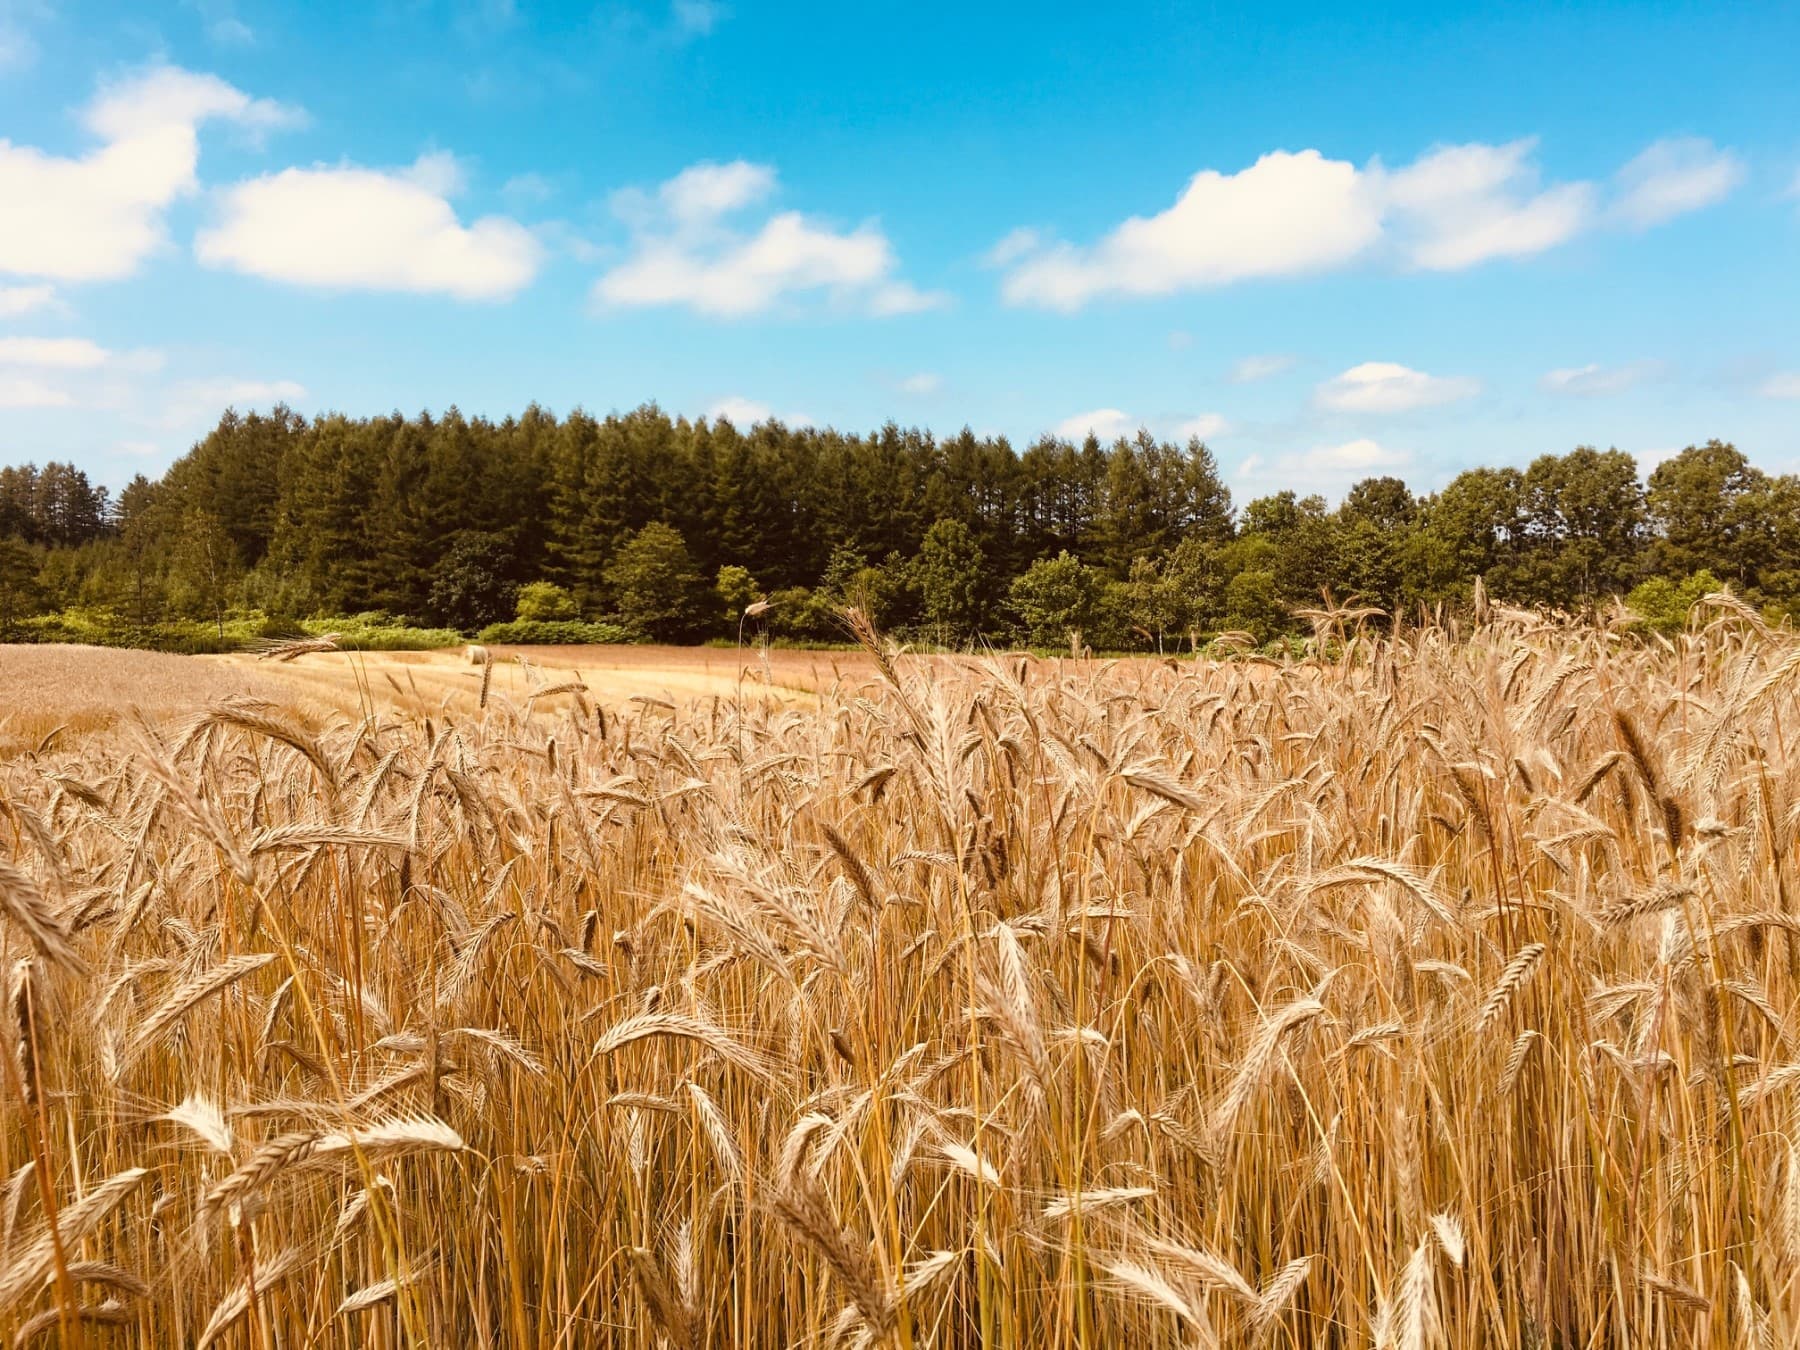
[
  {"left": 515, "top": 581, "right": 580, "bottom": 622},
  {"left": 476, "top": 619, "right": 639, "bottom": 646},
  {"left": 1625, "top": 569, "right": 1722, "bottom": 636}
]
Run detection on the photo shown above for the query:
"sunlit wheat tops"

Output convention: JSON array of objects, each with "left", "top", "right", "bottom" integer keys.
[{"left": 3, "top": 601, "right": 1800, "bottom": 1345}]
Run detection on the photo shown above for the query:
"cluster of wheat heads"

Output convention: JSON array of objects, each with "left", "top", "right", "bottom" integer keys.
[{"left": 3, "top": 607, "right": 1800, "bottom": 1348}]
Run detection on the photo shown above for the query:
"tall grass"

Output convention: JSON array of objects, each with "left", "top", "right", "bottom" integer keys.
[{"left": 3, "top": 603, "right": 1799, "bottom": 1346}]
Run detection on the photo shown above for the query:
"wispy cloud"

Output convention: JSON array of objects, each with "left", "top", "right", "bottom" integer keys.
[
  {"left": 1759, "top": 372, "right": 1800, "bottom": 400},
  {"left": 1610, "top": 137, "right": 1744, "bottom": 228},
  {"left": 898, "top": 372, "right": 942, "bottom": 396},
  {"left": 1052, "top": 407, "right": 1229, "bottom": 442},
  {"left": 1228, "top": 353, "right": 1296, "bottom": 383},
  {"left": 0, "top": 284, "right": 58, "bottom": 318},
  {"left": 1539, "top": 360, "right": 1665, "bottom": 397}
]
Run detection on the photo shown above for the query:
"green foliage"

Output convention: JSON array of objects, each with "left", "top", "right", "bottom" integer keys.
[
  {"left": 913, "top": 517, "right": 986, "bottom": 643},
  {"left": 714, "top": 565, "right": 759, "bottom": 622},
  {"left": 428, "top": 531, "right": 520, "bottom": 631},
  {"left": 515, "top": 580, "right": 580, "bottom": 622},
  {"left": 604, "top": 521, "right": 705, "bottom": 642},
  {"left": 1010, "top": 551, "right": 1100, "bottom": 648},
  {"left": 765, "top": 586, "right": 843, "bottom": 641},
  {"left": 0, "top": 535, "right": 43, "bottom": 637},
  {"left": 1222, "top": 569, "right": 1288, "bottom": 645},
  {"left": 4, "top": 406, "right": 1799, "bottom": 651},
  {"left": 1625, "top": 570, "right": 1722, "bottom": 635},
  {"left": 476, "top": 619, "right": 637, "bottom": 645}
]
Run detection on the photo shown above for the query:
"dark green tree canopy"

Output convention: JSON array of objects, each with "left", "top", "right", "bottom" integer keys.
[{"left": 2, "top": 407, "right": 1796, "bottom": 645}]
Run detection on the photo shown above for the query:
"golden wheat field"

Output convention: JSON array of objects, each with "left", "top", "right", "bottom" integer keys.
[{"left": 3, "top": 605, "right": 1800, "bottom": 1347}]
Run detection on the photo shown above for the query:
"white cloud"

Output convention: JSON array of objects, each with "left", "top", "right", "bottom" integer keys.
[
  {"left": 996, "top": 135, "right": 1714, "bottom": 307},
  {"left": 160, "top": 376, "right": 307, "bottom": 428},
  {"left": 1611, "top": 137, "right": 1744, "bottom": 228},
  {"left": 898, "top": 372, "right": 942, "bottom": 396},
  {"left": 0, "top": 374, "right": 71, "bottom": 408},
  {"left": 984, "top": 227, "right": 1043, "bottom": 268},
  {"left": 1228, "top": 353, "right": 1295, "bottom": 383},
  {"left": 1300, "top": 437, "right": 1407, "bottom": 472},
  {"left": 597, "top": 160, "right": 946, "bottom": 318},
  {"left": 1760, "top": 372, "right": 1800, "bottom": 400},
  {"left": 705, "top": 395, "right": 811, "bottom": 428},
  {"left": 197, "top": 153, "right": 542, "bottom": 300},
  {"left": 1539, "top": 360, "right": 1663, "bottom": 397},
  {"left": 1055, "top": 408, "right": 1139, "bottom": 440},
  {"left": 1004, "top": 150, "right": 1382, "bottom": 309},
  {"left": 0, "top": 284, "right": 56, "bottom": 317},
  {"left": 0, "top": 336, "right": 109, "bottom": 368},
  {"left": 1315, "top": 361, "right": 1480, "bottom": 413},
  {"left": 0, "top": 64, "right": 301, "bottom": 282},
  {"left": 1382, "top": 139, "right": 1595, "bottom": 270},
  {"left": 1173, "top": 413, "right": 1229, "bottom": 441}
]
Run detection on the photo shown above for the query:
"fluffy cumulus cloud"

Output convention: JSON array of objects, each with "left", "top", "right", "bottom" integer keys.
[
  {"left": 999, "top": 135, "right": 1738, "bottom": 308},
  {"left": 1005, "top": 151, "right": 1382, "bottom": 308},
  {"left": 1611, "top": 138, "right": 1744, "bottom": 228},
  {"left": 1315, "top": 361, "right": 1480, "bottom": 413},
  {"left": 1539, "top": 360, "right": 1663, "bottom": 397},
  {"left": 1054, "top": 408, "right": 1137, "bottom": 440},
  {"left": 0, "top": 65, "right": 300, "bottom": 283},
  {"left": 197, "top": 152, "right": 541, "bottom": 300},
  {"left": 596, "top": 160, "right": 947, "bottom": 318}
]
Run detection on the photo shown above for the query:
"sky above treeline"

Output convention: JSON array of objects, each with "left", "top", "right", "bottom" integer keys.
[{"left": 1, "top": 0, "right": 1797, "bottom": 494}]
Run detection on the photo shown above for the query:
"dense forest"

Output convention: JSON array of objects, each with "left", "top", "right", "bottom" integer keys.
[{"left": 2, "top": 403, "right": 1797, "bottom": 649}]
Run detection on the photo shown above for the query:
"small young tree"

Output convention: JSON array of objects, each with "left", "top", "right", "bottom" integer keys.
[
  {"left": 913, "top": 517, "right": 986, "bottom": 644},
  {"left": 1010, "top": 551, "right": 1099, "bottom": 650},
  {"left": 170, "top": 508, "right": 239, "bottom": 639},
  {"left": 605, "top": 521, "right": 704, "bottom": 641}
]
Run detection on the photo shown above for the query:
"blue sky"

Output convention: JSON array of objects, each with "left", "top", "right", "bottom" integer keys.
[{"left": 1, "top": 0, "right": 1797, "bottom": 497}]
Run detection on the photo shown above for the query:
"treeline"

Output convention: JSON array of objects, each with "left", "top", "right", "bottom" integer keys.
[{"left": 1, "top": 403, "right": 1797, "bottom": 648}]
